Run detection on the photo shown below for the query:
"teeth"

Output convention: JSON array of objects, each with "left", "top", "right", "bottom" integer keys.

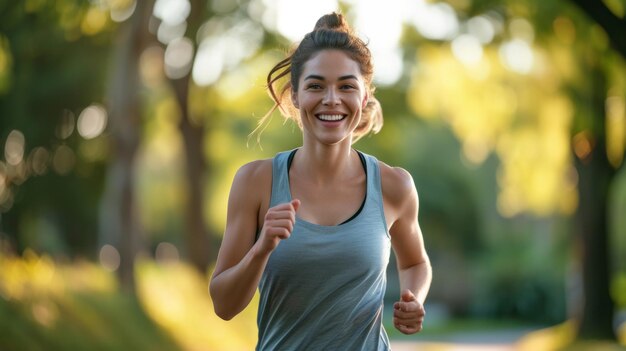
[{"left": 317, "top": 114, "right": 344, "bottom": 121}]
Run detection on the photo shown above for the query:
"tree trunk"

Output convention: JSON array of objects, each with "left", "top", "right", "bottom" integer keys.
[
  {"left": 164, "top": 0, "right": 213, "bottom": 273},
  {"left": 566, "top": 0, "right": 626, "bottom": 341},
  {"left": 101, "top": 0, "right": 153, "bottom": 293},
  {"left": 170, "top": 75, "right": 212, "bottom": 273},
  {"left": 568, "top": 0, "right": 626, "bottom": 59},
  {"left": 573, "top": 58, "right": 616, "bottom": 340}
]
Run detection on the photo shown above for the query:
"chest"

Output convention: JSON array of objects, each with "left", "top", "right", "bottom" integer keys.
[
  {"left": 265, "top": 218, "right": 391, "bottom": 282},
  {"left": 289, "top": 173, "right": 366, "bottom": 226}
]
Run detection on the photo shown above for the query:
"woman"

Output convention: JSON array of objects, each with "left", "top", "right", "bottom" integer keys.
[{"left": 209, "top": 12, "right": 431, "bottom": 350}]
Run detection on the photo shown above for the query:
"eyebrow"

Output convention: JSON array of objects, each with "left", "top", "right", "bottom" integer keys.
[{"left": 304, "top": 74, "right": 359, "bottom": 81}]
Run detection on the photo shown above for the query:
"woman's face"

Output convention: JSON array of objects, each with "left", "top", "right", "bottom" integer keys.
[{"left": 292, "top": 49, "right": 368, "bottom": 147}]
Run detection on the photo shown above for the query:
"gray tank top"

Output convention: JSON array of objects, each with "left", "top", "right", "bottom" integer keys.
[{"left": 256, "top": 149, "right": 391, "bottom": 350}]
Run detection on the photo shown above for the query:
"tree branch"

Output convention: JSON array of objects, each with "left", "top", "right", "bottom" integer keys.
[{"left": 568, "top": 0, "right": 626, "bottom": 59}]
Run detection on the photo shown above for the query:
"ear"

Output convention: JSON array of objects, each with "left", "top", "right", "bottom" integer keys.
[
  {"left": 291, "top": 90, "right": 299, "bottom": 108},
  {"left": 361, "top": 91, "right": 369, "bottom": 109}
]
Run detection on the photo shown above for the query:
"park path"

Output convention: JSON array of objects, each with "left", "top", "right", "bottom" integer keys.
[
  {"left": 391, "top": 341, "right": 516, "bottom": 351},
  {"left": 389, "top": 327, "right": 536, "bottom": 351}
]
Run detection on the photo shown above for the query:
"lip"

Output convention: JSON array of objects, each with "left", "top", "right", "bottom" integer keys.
[{"left": 315, "top": 111, "right": 348, "bottom": 122}]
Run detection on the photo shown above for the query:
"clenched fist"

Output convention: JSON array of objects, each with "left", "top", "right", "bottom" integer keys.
[
  {"left": 256, "top": 199, "right": 300, "bottom": 255},
  {"left": 393, "top": 289, "right": 425, "bottom": 334}
]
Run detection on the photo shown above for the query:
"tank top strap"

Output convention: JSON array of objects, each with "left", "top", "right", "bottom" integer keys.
[
  {"left": 270, "top": 149, "right": 295, "bottom": 208},
  {"left": 362, "top": 153, "right": 390, "bottom": 238}
]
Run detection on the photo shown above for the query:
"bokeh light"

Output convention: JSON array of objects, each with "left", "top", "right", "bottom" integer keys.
[
  {"left": 99, "top": 244, "right": 121, "bottom": 272},
  {"left": 110, "top": 0, "right": 137, "bottom": 22},
  {"left": 4, "top": 130, "right": 26, "bottom": 166},
  {"left": 29, "top": 147, "right": 50, "bottom": 176},
  {"left": 155, "top": 242, "right": 180, "bottom": 263},
  {"left": 56, "top": 109, "right": 75, "bottom": 140},
  {"left": 467, "top": 15, "right": 497, "bottom": 44},
  {"left": 572, "top": 131, "right": 593, "bottom": 161},
  {"left": 77, "top": 104, "right": 108, "bottom": 139},
  {"left": 408, "top": 1, "right": 459, "bottom": 41},
  {"left": 81, "top": 7, "right": 108, "bottom": 35},
  {"left": 499, "top": 39, "right": 534, "bottom": 74},
  {"left": 4, "top": 129, "right": 25, "bottom": 166},
  {"left": 606, "top": 95, "right": 626, "bottom": 168},
  {"left": 52, "top": 145, "right": 76, "bottom": 175},
  {"left": 452, "top": 34, "right": 484, "bottom": 67},
  {"left": 157, "top": 21, "right": 187, "bottom": 44},
  {"left": 154, "top": 0, "right": 190, "bottom": 26},
  {"left": 164, "top": 37, "right": 194, "bottom": 79},
  {"left": 261, "top": 0, "right": 338, "bottom": 42},
  {"left": 192, "top": 18, "right": 262, "bottom": 86}
]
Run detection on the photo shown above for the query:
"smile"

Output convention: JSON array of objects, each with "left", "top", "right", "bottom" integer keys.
[{"left": 316, "top": 114, "right": 346, "bottom": 121}]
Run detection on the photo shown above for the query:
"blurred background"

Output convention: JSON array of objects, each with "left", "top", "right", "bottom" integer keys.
[{"left": 1, "top": 0, "right": 625, "bottom": 350}]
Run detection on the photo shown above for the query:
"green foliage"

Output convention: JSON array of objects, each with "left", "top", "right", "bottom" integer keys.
[
  {"left": 470, "top": 227, "right": 568, "bottom": 324},
  {"left": 0, "top": 1, "right": 114, "bottom": 255}
]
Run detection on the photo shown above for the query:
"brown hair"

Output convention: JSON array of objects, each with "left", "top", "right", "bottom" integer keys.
[{"left": 251, "top": 12, "right": 383, "bottom": 144}]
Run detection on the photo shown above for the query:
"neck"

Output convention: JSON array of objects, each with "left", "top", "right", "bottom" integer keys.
[{"left": 292, "top": 139, "right": 359, "bottom": 184}]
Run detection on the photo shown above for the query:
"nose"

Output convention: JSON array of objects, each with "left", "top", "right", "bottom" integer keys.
[{"left": 322, "top": 87, "right": 340, "bottom": 105}]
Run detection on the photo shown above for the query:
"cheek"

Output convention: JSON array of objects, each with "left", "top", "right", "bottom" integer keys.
[{"left": 297, "top": 94, "right": 317, "bottom": 109}]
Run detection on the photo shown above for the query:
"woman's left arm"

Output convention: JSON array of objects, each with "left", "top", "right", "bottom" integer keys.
[{"left": 382, "top": 165, "right": 432, "bottom": 334}]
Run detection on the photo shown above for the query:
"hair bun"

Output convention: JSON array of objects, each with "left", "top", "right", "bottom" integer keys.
[{"left": 313, "top": 12, "right": 351, "bottom": 33}]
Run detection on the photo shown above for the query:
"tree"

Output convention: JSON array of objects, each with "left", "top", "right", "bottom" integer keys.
[
  {"left": 568, "top": 0, "right": 626, "bottom": 58},
  {"left": 405, "top": 0, "right": 625, "bottom": 340},
  {"left": 566, "top": 0, "right": 626, "bottom": 340},
  {"left": 149, "top": 0, "right": 264, "bottom": 273},
  {"left": 156, "top": 0, "right": 213, "bottom": 273},
  {"left": 101, "top": 0, "right": 155, "bottom": 293}
]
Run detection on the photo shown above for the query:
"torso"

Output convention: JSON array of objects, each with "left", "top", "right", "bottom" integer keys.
[
  {"left": 256, "top": 149, "right": 392, "bottom": 350},
  {"left": 252, "top": 151, "right": 405, "bottom": 234}
]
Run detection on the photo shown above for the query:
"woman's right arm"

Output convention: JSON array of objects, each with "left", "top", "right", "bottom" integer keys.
[{"left": 209, "top": 160, "right": 299, "bottom": 320}]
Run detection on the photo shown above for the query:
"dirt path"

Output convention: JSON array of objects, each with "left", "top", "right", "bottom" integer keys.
[
  {"left": 389, "top": 327, "right": 537, "bottom": 351},
  {"left": 391, "top": 341, "right": 516, "bottom": 351}
]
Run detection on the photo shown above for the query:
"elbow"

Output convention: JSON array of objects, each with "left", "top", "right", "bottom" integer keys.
[
  {"left": 212, "top": 298, "right": 238, "bottom": 321},
  {"left": 214, "top": 306, "right": 235, "bottom": 321},
  {"left": 209, "top": 280, "right": 236, "bottom": 321},
  {"left": 211, "top": 297, "right": 244, "bottom": 321}
]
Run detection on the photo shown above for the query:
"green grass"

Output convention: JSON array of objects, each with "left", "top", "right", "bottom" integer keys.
[
  {"left": 0, "top": 291, "right": 182, "bottom": 351},
  {"left": 0, "top": 253, "right": 258, "bottom": 351}
]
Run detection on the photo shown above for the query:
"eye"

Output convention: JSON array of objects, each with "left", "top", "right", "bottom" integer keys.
[
  {"left": 340, "top": 84, "right": 356, "bottom": 90},
  {"left": 306, "top": 83, "right": 322, "bottom": 90}
]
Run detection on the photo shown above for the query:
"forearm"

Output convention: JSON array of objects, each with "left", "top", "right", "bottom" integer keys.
[
  {"left": 209, "top": 244, "right": 270, "bottom": 320},
  {"left": 398, "top": 260, "right": 432, "bottom": 304}
]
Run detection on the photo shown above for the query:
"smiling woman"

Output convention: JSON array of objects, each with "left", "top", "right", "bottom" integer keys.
[
  {"left": 292, "top": 50, "right": 370, "bottom": 146},
  {"left": 255, "top": 14, "right": 382, "bottom": 144},
  {"left": 209, "top": 12, "right": 432, "bottom": 351}
]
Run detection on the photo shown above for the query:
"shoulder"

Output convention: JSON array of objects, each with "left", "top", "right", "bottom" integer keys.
[
  {"left": 378, "top": 160, "right": 418, "bottom": 213},
  {"left": 227, "top": 158, "right": 273, "bottom": 221},
  {"left": 235, "top": 158, "right": 272, "bottom": 180},
  {"left": 231, "top": 158, "right": 273, "bottom": 195},
  {"left": 378, "top": 161, "right": 417, "bottom": 200}
]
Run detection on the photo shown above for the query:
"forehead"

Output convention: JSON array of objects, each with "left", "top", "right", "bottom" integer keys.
[{"left": 301, "top": 49, "right": 363, "bottom": 79}]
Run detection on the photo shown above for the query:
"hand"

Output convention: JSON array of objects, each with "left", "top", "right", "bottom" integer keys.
[
  {"left": 256, "top": 200, "right": 300, "bottom": 255},
  {"left": 393, "top": 289, "right": 425, "bottom": 334}
]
